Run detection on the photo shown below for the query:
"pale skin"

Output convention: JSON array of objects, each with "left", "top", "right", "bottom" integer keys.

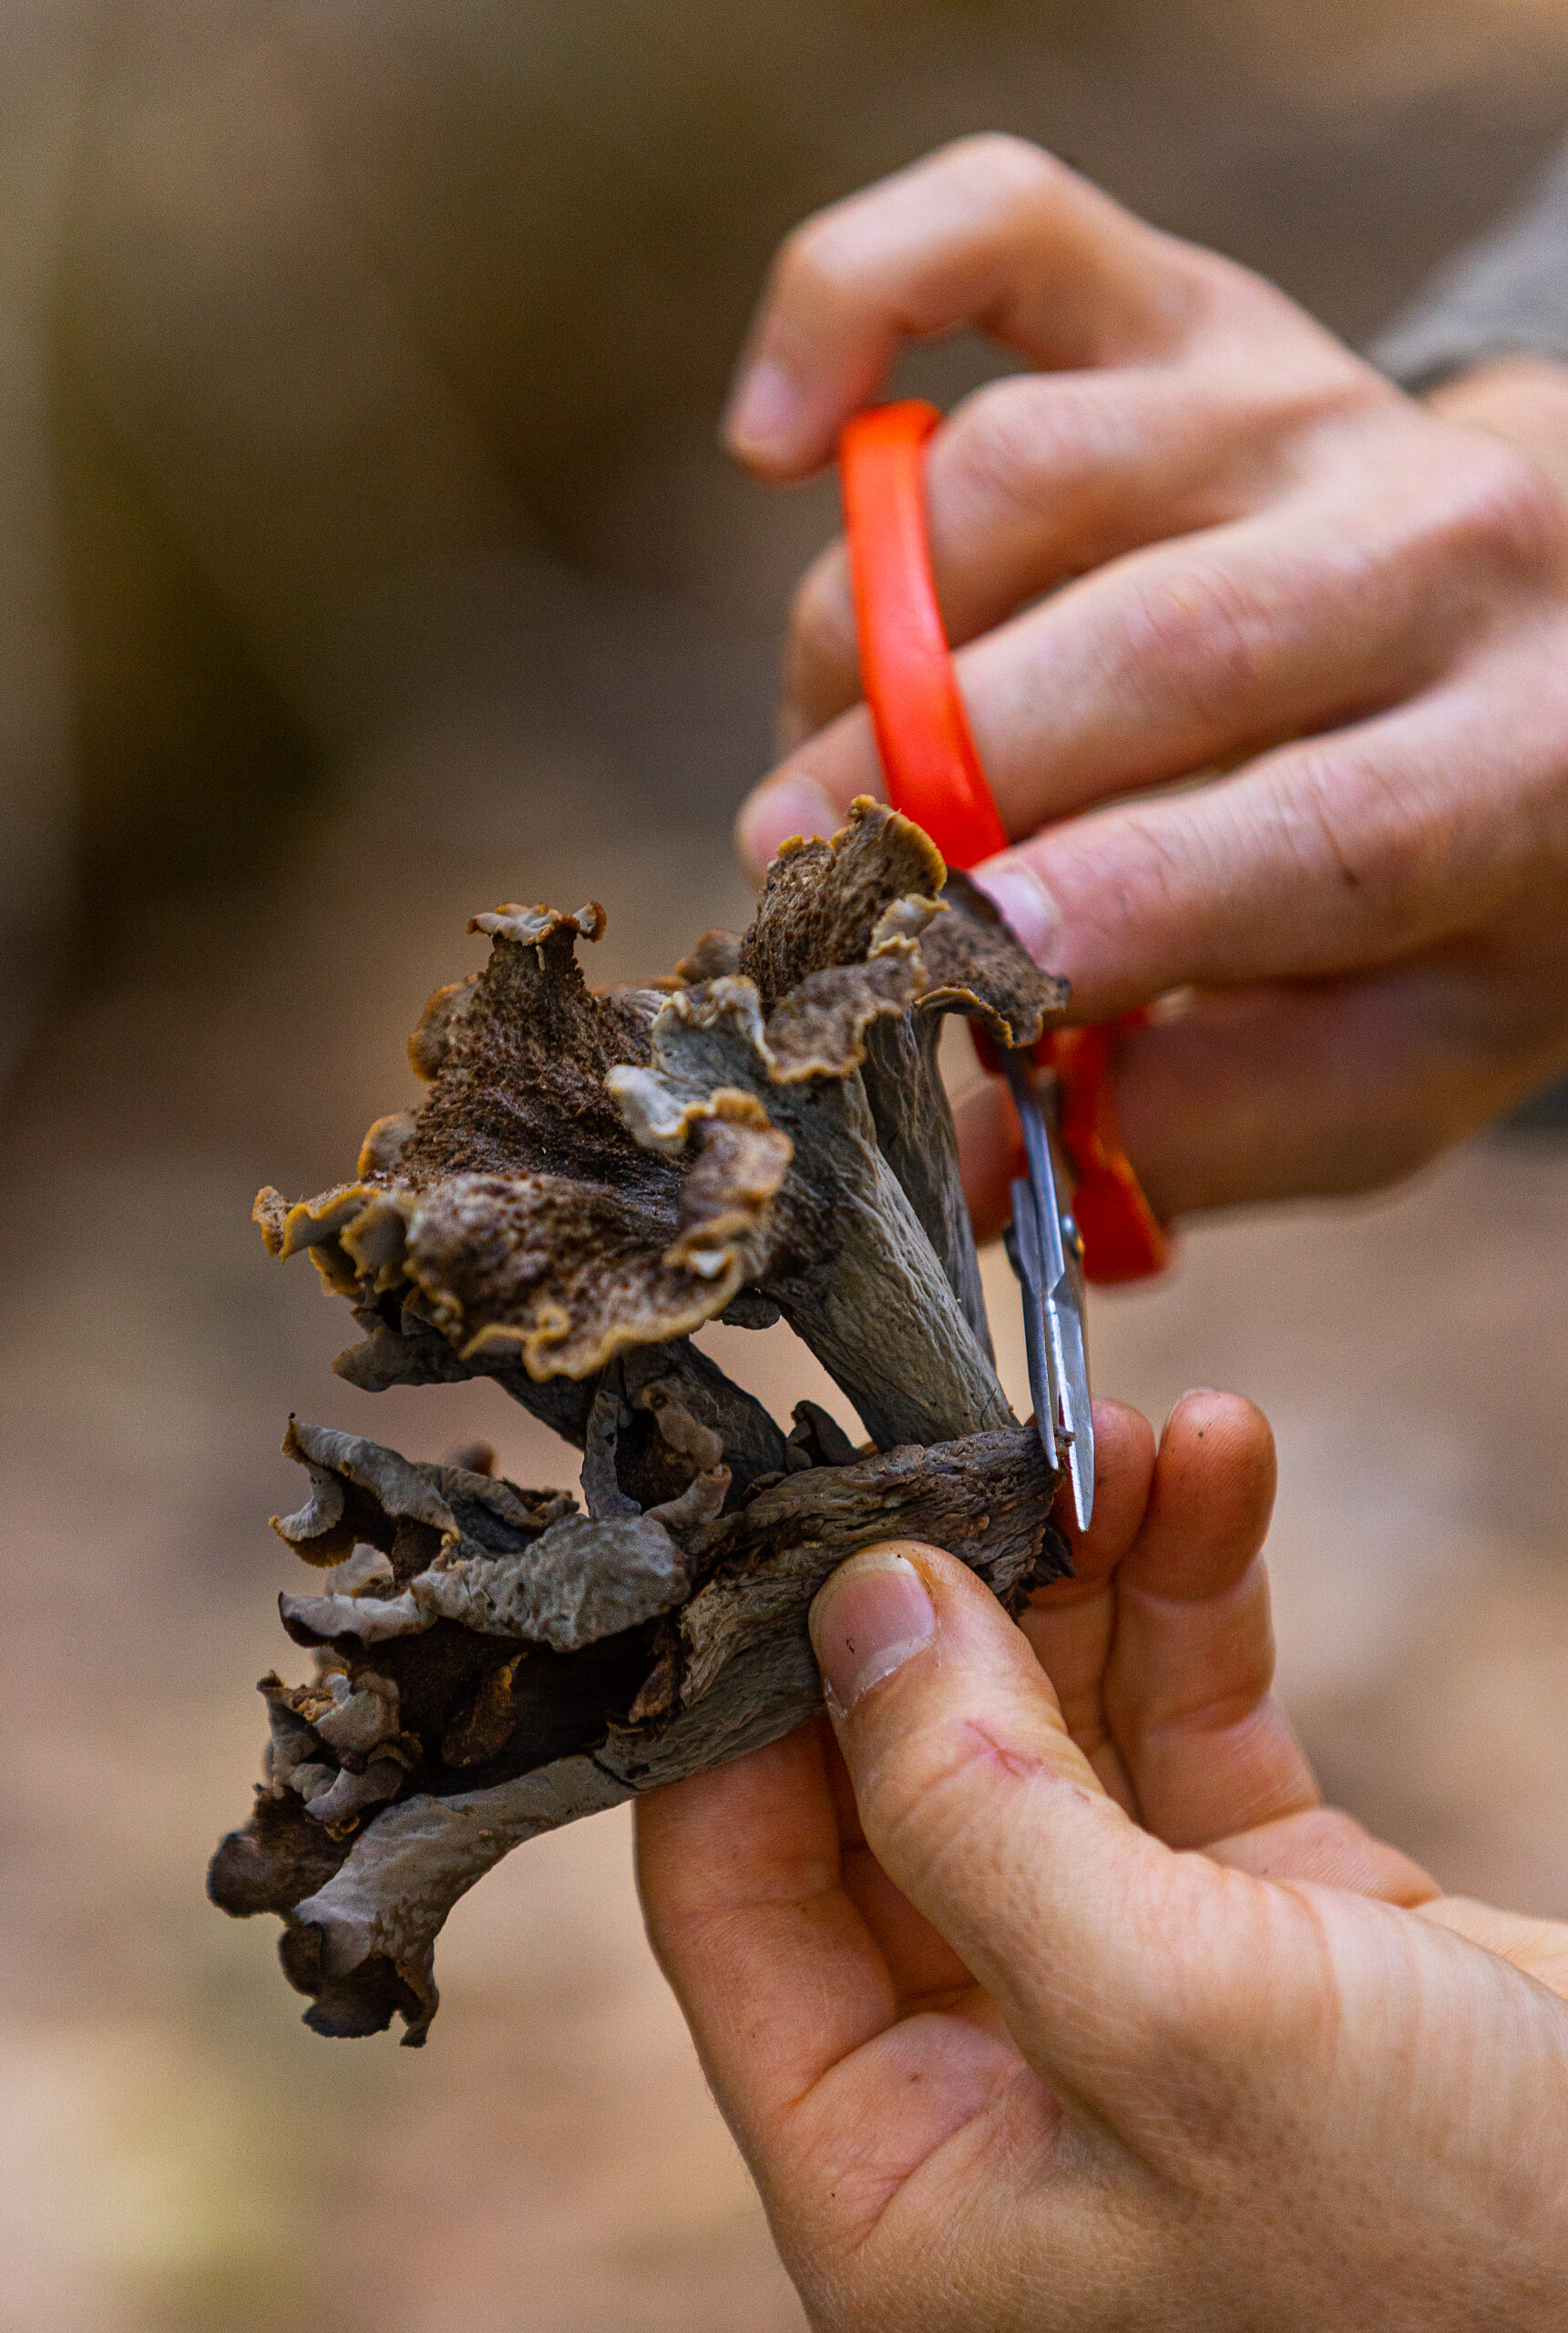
[
  {"left": 636, "top": 1393, "right": 1568, "bottom": 2331},
  {"left": 638, "top": 146, "right": 1568, "bottom": 2322},
  {"left": 724, "top": 135, "right": 1568, "bottom": 1231}
]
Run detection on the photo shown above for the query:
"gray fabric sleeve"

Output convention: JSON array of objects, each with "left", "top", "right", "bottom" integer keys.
[{"left": 1369, "top": 139, "right": 1568, "bottom": 390}]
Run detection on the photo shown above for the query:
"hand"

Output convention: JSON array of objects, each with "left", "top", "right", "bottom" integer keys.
[
  {"left": 725, "top": 137, "right": 1568, "bottom": 1224},
  {"left": 637, "top": 1393, "right": 1568, "bottom": 2330}
]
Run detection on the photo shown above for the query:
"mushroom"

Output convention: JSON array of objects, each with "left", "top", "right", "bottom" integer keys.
[{"left": 213, "top": 801, "right": 1072, "bottom": 2041}]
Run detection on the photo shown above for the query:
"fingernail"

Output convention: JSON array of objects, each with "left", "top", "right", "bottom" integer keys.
[
  {"left": 724, "top": 359, "right": 804, "bottom": 457},
  {"left": 735, "top": 770, "right": 840, "bottom": 884},
  {"left": 971, "top": 859, "right": 1061, "bottom": 966},
  {"left": 809, "top": 1550, "right": 936, "bottom": 1718},
  {"left": 1163, "top": 1388, "right": 1218, "bottom": 1434}
]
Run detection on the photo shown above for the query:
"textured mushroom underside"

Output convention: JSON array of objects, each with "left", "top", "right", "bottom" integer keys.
[
  {"left": 252, "top": 800, "right": 1064, "bottom": 1449},
  {"left": 212, "top": 1414, "right": 1067, "bottom": 2042},
  {"left": 217, "top": 800, "right": 1071, "bottom": 2041}
]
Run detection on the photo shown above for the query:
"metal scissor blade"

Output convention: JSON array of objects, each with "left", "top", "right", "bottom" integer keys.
[
  {"left": 1002, "top": 1053, "right": 1096, "bottom": 1531},
  {"left": 1006, "top": 1174, "right": 1061, "bottom": 1476},
  {"left": 1052, "top": 1218, "right": 1095, "bottom": 1535}
]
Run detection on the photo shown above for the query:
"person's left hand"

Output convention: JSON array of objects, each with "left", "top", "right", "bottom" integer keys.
[{"left": 636, "top": 1393, "right": 1568, "bottom": 2331}]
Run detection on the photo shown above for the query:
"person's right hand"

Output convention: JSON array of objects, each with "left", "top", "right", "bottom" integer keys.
[
  {"left": 723, "top": 138, "right": 1568, "bottom": 1226},
  {"left": 640, "top": 1393, "right": 1568, "bottom": 2331}
]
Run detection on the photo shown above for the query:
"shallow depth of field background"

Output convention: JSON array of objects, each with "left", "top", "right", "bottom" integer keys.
[{"left": 5, "top": 4, "right": 1568, "bottom": 2328}]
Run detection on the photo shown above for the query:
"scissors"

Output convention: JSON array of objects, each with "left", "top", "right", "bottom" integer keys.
[{"left": 838, "top": 399, "right": 1169, "bottom": 1530}]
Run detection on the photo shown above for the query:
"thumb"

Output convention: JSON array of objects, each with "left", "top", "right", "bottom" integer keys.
[{"left": 808, "top": 1540, "right": 1238, "bottom": 2124}]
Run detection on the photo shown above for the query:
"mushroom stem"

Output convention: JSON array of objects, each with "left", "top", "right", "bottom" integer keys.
[
  {"left": 762, "top": 1067, "right": 1011, "bottom": 1447},
  {"left": 862, "top": 1010, "right": 992, "bottom": 1362},
  {"left": 610, "top": 982, "right": 1012, "bottom": 1449},
  {"left": 334, "top": 1314, "right": 788, "bottom": 1496}
]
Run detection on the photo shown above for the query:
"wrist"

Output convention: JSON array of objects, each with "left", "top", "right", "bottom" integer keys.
[{"left": 1423, "top": 353, "right": 1568, "bottom": 501}]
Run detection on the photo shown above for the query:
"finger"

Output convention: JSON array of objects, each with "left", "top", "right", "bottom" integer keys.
[
  {"left": 1101, "top": 1393, "right": 1319, "bottom": 1848},
  {"left": 820, "top": 1720, "right": 979, "bottom": 2008},
  {"left": 1112, "top": 957, "right": 1568, "bottom": 1217},
  {"left": 1415, "top": 1896, "right": 1568, "bottom": 2000},
  {"left": 1428, "top": 351, "right": 1568, "bottom": 504},
  {"left": 782, "top": 358, "right": 1355, "bottom": 740},
  {"left": 636, "top": 1724, "right": 1037, "bottom": 2248},
  {"left": 1205, "top": 1806, "right": 1438, "bottom": 1906},
  {"left": 974, "top": 612, "right": 1568, "bottom": 1025},
  {"left": 723, "top": 134, "right": 1217, "bottom": 477},
  {"left": 635, "top": 1723, "right": 894, "bottom": 2151},
  {"left": 817, "top": 1468, "right": 1209, "bottom": 2004},
  {"left": 808, "top": 1538, "right": 1235, "bottom": 2123},
  {"left": 953, "top": 944, "right": 1568, "bottom": 1239},
  {"left": 737, "top": 476, "right": 1492, "bottom": 892},
  {"left": 1017, "top": 1399, "right": 1158, "bottom": 1811}
]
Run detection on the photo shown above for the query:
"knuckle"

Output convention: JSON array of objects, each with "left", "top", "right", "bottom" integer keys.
[
  {"left": 866, "top": 1716, "right": 1016, "bottom": 1889},
  {"left": 944, "top": 375, "right": 1110, "bottom": 527},
  {"left": 1170, "top": 241, "right": 1251, "bottom": 313},
  {"left": 1424, "top": 433, "right": 1568, "bottom": 581},
  {"left": 773, "top": 207, "right": 875, "bottom": 310},
  {"left": 1266, "top": 742, "right": 1446, "bottom": 941},
  {"left": 1132, "top": 237, "right": 1286, "bottom": 350},
  {"left": 1214, "top": 351, "right": 1392, "bottom": 448},
  {"left": 1092, "top": 810, "right": 1205, "bottom": 945},
  {"left": 936, "top": 129, "right": 1061, "bottom": 197},
  {"left": 1194, "top": 245, "right": 1320, "bottom": 334},
  {"left": 1122, "top": 560, "right": 1281, "bottom": 720},
  {"left": 780, "top": 136, "right": 1067, "bottom": 306}
]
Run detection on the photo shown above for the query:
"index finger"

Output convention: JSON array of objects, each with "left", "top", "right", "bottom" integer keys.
[
  {"left": 1102, "top": 1392, "right": 1317, "bottom": 1849},
  {"left": 723, "top": 134, "right": 1211, "bottom": 477},
  {"left": 1018, "top": 1398, "right": 1158, "bottom": 1812}
]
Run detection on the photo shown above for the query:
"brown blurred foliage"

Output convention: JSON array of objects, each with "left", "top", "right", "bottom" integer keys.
[{"left": 1, "top": 0, "right": 1565, "bottom": 997}]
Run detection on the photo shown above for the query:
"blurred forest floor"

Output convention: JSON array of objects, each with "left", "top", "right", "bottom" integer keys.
[{"left": 5, "top": 2, "right": 1568, "bottom": 2328}]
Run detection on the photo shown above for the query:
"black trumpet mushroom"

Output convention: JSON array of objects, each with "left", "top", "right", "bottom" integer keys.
[{"left": 213, "top": 800, "right": 1073, "bottom": 2042}]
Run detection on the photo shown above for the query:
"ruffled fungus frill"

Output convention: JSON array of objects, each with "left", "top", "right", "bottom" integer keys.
[{"left": 214, "top": 799, "right": 1073, "bottom": 2040}]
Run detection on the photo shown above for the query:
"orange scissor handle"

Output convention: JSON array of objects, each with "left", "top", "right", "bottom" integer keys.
[
  {"left": 1048, "top": 1017, "right": 1169, "bottom": 1283},
  {"left": 839, "top": 398, "right": 1168, "bottom": 1285},
  {"left": 838, "top": 401, "right": 1009, "bottom": 868}
]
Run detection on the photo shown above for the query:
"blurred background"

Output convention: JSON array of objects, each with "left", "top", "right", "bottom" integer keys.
[{"left": 5, "top": 2, "right": 1568, "bottom": 2326}]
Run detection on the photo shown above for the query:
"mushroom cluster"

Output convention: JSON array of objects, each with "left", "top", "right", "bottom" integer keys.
[{"left": 211, "top": 800, "right": 1074, "bottom": 2041}]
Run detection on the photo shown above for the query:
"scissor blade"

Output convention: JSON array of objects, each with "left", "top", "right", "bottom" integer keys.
[
  {"left": 1053, "top": 1218, "right": 1095, "bottom": 1535},
  {"left": 1002, "top": 1053, "right": 1096, "bottom": 1531},
  {"left": 1006, "top": 1174, "right": 1061, "bottom": 1476}
]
